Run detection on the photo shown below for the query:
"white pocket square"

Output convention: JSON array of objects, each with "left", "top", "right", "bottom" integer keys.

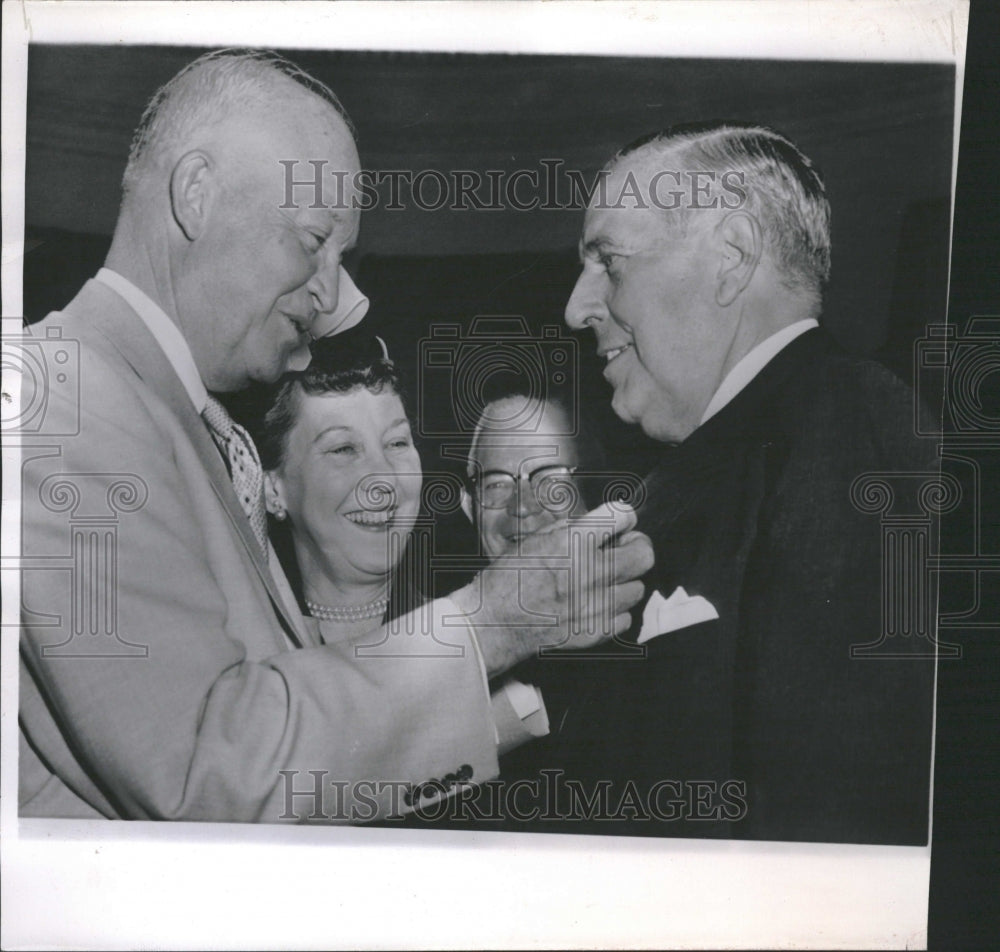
[{"left": 637, "top": 587, "right": 719, "bottom": 645}]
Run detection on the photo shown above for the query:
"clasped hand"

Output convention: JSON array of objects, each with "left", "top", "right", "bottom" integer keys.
[{"left": 452, "top": 502, "right": 654, "bottom": 678}]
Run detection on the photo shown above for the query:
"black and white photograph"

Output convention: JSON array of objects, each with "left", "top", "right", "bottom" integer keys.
[{"left": 3, "top": 1, "right": 993, "bottom": 948}]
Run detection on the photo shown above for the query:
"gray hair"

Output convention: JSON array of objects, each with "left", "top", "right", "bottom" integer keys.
[
  {"left": 466, "top": 390, "right": 604, "bottom": 477},
  {"left": 121, "top": 48, "right": 355, "bottom": 197},
  {"left": 616, "top": 122, "right": 831, "bottom": 296}
]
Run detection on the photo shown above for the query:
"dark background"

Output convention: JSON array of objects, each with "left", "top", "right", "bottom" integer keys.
[
  {"left": 21, "top": 37, "right": 994, "bottom": 947},
  {"left": 926, "top": 3, "right": 1000, "bottom": 949},
  {"left": 24, "top": 46, "right": 954, "bottom": 478}
]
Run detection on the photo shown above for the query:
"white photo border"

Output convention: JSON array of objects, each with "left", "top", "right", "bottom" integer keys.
[{"left": 2, "top": 2, "right": 968, "bottom": 949}]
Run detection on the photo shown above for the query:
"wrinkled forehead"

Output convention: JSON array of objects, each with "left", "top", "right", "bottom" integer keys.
[
  {"left": 580, "top": 153, "right": 685, "bottom": 250},
  {"left": 218, "top": 99, "right": 361, "bottom": 210},
  {"left": 470, "top": 401, "right": 580, "bottom": 472},
  {"left": 283, "top": 386, "right": 405, "bottom": 451},
  {"left": 472, "top": 433, "right": 578, "bottom": 474}
]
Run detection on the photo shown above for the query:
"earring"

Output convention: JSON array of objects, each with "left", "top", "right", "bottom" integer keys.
[{"left": 272, "top": 507, "right": 287, "bottom": 521}]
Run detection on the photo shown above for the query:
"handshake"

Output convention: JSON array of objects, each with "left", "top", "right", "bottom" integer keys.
[{"left": 450, "top": 502, "right": 654, "bottom": 677}]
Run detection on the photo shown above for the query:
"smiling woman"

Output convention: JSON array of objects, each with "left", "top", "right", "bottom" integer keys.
[{"left": 257, "top": 334, "right": 424, "bottom": 644}]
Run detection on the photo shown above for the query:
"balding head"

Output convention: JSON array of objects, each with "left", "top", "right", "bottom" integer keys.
[
  {"left": 466, "top": 391, "right": 604, "bottom": 559},
  {"left": 106, "top": 49, "right": 363, "bottom": 393},
  {"left": 121, "top": 48, "right": 355, "bottom": 202}
]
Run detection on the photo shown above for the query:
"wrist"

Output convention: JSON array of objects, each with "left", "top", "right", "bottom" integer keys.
[{"left": 451, "top": 576, "right": 522, "bottom": 679}]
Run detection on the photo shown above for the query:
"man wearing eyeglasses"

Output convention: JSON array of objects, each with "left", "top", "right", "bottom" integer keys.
[
  {"left": 18, "top": 49, "right": 653, "bottom": 824},
  {"left": 455, "top": 387, "right": 614, "bottom": 770},
  {"left": 464, "top": 392, "right": 593, "bottom": 559}
]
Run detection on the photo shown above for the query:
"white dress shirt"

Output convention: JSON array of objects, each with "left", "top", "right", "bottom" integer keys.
[
  {"left": 700, "top": 318, "right": 819, "bottom": 425},
  {"left": 96, "top": 267, "right": 208, "bottom": 413},
  {"left": 635, "top": 319, "right": 819, "bottom": 644}
]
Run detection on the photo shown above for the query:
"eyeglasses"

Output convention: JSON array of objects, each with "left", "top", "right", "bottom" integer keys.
[{"left": 471, "top": 465, "right": 579, "bottom": 511}]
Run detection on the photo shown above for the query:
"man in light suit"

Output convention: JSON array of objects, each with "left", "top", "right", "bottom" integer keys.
[
  {"left": 18, "top": 50, "right": 651, "bottom": 822},
  {"left": 520, "top": 122, "right": 937, "bottom": 844}
]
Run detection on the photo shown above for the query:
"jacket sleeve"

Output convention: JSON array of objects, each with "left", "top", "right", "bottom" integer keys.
[
  {"left": 19, "top": 334, "right": 499, "bottom": 823},
  {"left": 734, "top": 368, "right": 936, "bottom": 844}
]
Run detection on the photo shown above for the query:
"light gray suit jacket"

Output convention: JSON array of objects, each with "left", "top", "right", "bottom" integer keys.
[{"left": 19, "top": 279, "right": 499, "bottom": 822}]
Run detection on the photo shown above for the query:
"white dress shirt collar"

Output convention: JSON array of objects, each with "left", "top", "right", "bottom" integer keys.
[
  {"left": 700, "top": 318, "right": 819, "bottom": 426},
  {"left": 95, "top": 267, "right": 208, "bottom": 413}
]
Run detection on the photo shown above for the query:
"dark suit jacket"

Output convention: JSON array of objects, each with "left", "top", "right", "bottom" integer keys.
[{"left": 502, "top": 329, "right": 937, "bottom": 844}]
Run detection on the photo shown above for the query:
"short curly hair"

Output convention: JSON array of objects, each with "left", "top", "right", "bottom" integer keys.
[{"left": 257, "top": 336, "right": 406, "bottom": 472}]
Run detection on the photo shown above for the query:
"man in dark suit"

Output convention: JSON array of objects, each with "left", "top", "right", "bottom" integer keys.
[
  {"left": 522, "top": 122, "right": 937, "bottom": 844},
  {"left": 17, "top": 49, "right": 651, "bottom": 822}
]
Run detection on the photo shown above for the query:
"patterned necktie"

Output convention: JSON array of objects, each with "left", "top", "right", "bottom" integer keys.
[{"left": 202, "top": 395, "right": 268, "bottom": 560}]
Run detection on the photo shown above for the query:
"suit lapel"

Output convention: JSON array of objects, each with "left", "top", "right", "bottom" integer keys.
[
  {"left": 640, "top": 328, "right": 828, "bottom": 547},
  {"left": 69, "top": 280, "right": 312, "bottom": 647},
  {"left": 637, "top": 330, "right": 830, "bottom": 622}
]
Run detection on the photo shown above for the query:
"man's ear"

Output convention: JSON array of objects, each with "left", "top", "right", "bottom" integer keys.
[
  {"left": 263, "top": 471, "right": 287, "bottom": 519},
  {"left": 170, "top": 150, "right": 214, "bottom": 241},
  {"left": 715, "top": 211, "right": 762, "bottom": 307}
]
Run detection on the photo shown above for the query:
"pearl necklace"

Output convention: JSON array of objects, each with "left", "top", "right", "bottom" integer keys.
[{"left": 306, "top": 595, "right": 389, "bottom": 623}]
